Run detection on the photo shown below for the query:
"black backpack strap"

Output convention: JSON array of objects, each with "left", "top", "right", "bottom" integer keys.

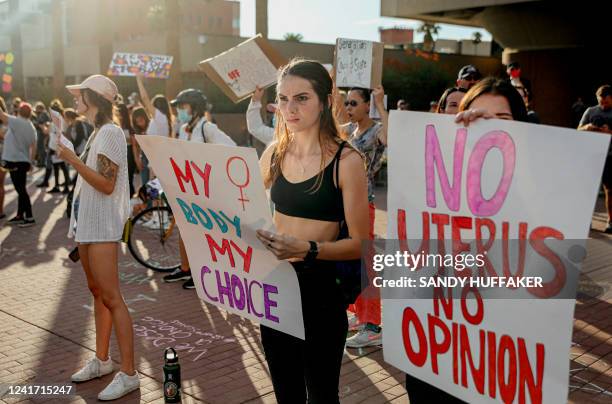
[{"left": 334, "top": 141, "right": 347, "bottom": 189}]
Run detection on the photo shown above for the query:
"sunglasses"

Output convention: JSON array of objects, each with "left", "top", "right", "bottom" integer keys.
[
  {"left": 462, "top": 75, "right": 478, "bottom": 81},
  {"left": 344, "top": 100, "right": 360, "bottom": 107}
]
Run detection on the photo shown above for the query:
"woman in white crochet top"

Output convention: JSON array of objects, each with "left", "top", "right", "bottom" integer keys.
[{"left": 57, "top": 75, "right": 140, "bottom": 401}]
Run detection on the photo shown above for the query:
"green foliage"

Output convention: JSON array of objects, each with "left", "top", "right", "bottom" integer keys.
[{"left": 283, "top": 33, "right": 304, "bottom": 42}]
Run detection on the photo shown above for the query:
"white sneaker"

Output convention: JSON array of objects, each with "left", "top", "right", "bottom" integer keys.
[
  {"left": 98, "top": 371, "right": 140, "bottom": 401},
  {"left": 346, "top": 328, "right": 382, "bottom": 348},
  {"left": 71, "top": 357, "right": 113, "bottom": 382}
]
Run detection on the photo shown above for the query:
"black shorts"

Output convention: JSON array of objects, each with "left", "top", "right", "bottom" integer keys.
[{"left": 603, "top": 156, "right": 612, "bottom": 189}]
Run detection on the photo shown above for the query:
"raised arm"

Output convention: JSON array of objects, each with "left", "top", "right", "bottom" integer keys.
[
  {"left": 372, "top": 85, "right": 388, "bottom": 145},
  {"left": 136, "top": 73, "right": 155, "bottom": 118},
  {"left": 247, "top": 86, "right": 275, "bottom": 145}
]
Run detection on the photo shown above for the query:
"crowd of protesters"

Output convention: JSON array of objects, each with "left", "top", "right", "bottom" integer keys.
[{"left": 1, "top": 54, "right": 611, "bottom": 402}]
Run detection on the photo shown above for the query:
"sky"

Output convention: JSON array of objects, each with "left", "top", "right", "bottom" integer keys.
[{"left": 238, "top": 0, "right": 492, "bottom": 44}]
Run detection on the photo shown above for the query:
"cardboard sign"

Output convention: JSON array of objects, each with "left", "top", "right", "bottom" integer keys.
[
  {"left": 0, "top": 52, "right": 15, "bottom": 93},
  {"left": 334, "top": 38, "right": 383, "bottom": 89},
  {"left": 199, "top": 35, "right": 286, "bottom": 103},
  {"left": 369, "top": 94, "right": 387, "bottom": 119},
  {"left": 135, "top": 136, "right": 305, "bottom": 339},
  {"left": 383, "top": 112, "right": 610, "bottom": 403},
  {"left": 107, "top": 52, "right": 173, "bottom": 79}
]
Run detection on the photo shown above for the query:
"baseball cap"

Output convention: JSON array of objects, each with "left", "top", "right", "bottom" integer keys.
[
  {"left": 19, "top": 102, "right": 32, "bottom": 116},
  {"left": 66, "top": 74, "right": 119, "bottom": 103},
  {"left": 457, "top": 65, "right": 482, "bottom": 80}
]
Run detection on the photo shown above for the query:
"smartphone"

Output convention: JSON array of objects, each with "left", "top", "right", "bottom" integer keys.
[{"left": 68, "top": 246, "right": 80, "bottom": 263}]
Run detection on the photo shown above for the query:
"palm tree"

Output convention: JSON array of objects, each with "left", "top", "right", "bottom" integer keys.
[
  {"left": 472, "top": 32, "right": 482, "bottom": 45},
  {"left": 417, "top": 22, "right": 440, "bottom": 52},
  {"left": 283, "top": 33, "right": 304, "bottom": 42}
]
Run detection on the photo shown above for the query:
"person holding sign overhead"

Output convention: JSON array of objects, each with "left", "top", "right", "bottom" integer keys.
[
  {"left": 256, "top": 58, "right": 369, "bottom": 403},
  {"left": 134, "top": 73, "right": 173, "bottom": 187},
  {"left": 335, "top": 85, "right": 388, "bottom": 348},
  {"left": 135, "top": 73, "right": 173, "bottom": 138},
  {"left": 57, "top": 75, "right": 140, "bottom": 401},
  {"left": 162, "top": 88, "right": 236, "bottom": 289},
  {"left": 246, "top": 86, "right": 275, "bottom": 145}
]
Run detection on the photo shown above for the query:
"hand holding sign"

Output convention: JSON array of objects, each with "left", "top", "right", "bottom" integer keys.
[
  {"left": 134, "top": 136, "right": 305, "bottom": 339},
  {"left": 256, "top": 230, "right": 309, "bottom": 260},
  {"left": 56, "top": 136, "right": 77, "bottom": 163},
  {"left": 383, "top": 111, "right": 611, "bottom": 404}
]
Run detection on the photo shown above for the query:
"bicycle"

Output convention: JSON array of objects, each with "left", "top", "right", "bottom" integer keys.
[{"left": 127, "top": 181, "right": 181, "bottom": 272}]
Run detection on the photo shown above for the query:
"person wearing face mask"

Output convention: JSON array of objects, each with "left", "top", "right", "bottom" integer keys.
[
  {"left": 162, "top": 88, "right": 236, "bottom": 290},
  {"left": 335, "top": 85, "right": 388, "bottom": 348},
  {"left": 506, "top": 61, "right": 532, "bottom": 104}
]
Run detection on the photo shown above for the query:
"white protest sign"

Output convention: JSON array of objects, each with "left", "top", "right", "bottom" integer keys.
[
  {"left": 199, "top": 35, "right": 286, "bottom": 103},
  {"left": 383, "top": 112, "right": 610, "bottom": 403},
  {"left": 107, "top": 52, "right": 173, "bottom": 79},
  {"left": 136, "top": 136, "right": 305, "bottom": 339},
  {"left": 59, "top": 135, "right": 74, "bottom": 154},
  {"left": 334, "top": 38, "right": 383, "bottom": 89}
]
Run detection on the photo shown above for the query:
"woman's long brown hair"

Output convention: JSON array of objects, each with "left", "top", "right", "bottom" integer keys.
[{"left": 265, "top": 58, "right": 346, "bottom": 193}]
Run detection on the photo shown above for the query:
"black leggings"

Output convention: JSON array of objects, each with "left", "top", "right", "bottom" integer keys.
[
  {"left": 260, "top": 261, "right": 348, "bottom": 404},
  {"left": 43, "top": 151, "right": 70, "bottom": 189},
  {"left": 7, "top": 162, "right": 32, "bottom": 218}
]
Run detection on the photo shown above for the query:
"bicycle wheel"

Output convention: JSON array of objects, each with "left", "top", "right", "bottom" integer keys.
[{"left": 128, "top": 206, "right": 181, "bottom": 272}]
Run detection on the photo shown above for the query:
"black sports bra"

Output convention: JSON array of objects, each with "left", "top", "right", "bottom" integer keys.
[{"left": 270, "top": 142, "right": 346, "bottom": 222}]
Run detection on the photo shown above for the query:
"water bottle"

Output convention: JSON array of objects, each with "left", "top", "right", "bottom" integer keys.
[{"left": 163, "top": 348, "right": 181, "bottom": 403}]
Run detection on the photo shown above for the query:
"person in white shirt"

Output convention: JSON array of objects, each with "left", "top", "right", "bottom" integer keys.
[
  {"left": 58, "top": 75, "right": 140, "bottom": 401},
  {"left": 246, "top": 86, "right": 274, "bottom": 145},
  {"left": 163, "top": 88, "right": 236, "bottom": 289},
  {"left": 135, "top": 73, "right": 173, "bottom": 138}
]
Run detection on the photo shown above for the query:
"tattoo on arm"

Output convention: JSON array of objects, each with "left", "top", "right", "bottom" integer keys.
[{"left": 97, "top": 154, "right": 118, "bottom": 182}]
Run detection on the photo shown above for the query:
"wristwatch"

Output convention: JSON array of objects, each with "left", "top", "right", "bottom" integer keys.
[{"left": 304, "top": 241, "right": 319, "bottom": 262}]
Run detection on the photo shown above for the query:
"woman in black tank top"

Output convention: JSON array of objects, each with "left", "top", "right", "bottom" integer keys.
[{"left": 255, "top": 59, "right": 369, "bottom": 403}]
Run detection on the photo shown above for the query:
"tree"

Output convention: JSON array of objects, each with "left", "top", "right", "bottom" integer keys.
[
  {"left": 283, "top": 33, "right": 304, "bottom": 42},
  {"left": 417, "top": 22, "right": 440, "bottom": 52},
  {"left": 472, "top": 31, "right": 482, "bottom": 45}
]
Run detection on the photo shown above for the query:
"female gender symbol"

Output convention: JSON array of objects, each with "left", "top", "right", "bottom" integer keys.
[{"left": 226, "top": 156, "right": 250, "bottom": 211}]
